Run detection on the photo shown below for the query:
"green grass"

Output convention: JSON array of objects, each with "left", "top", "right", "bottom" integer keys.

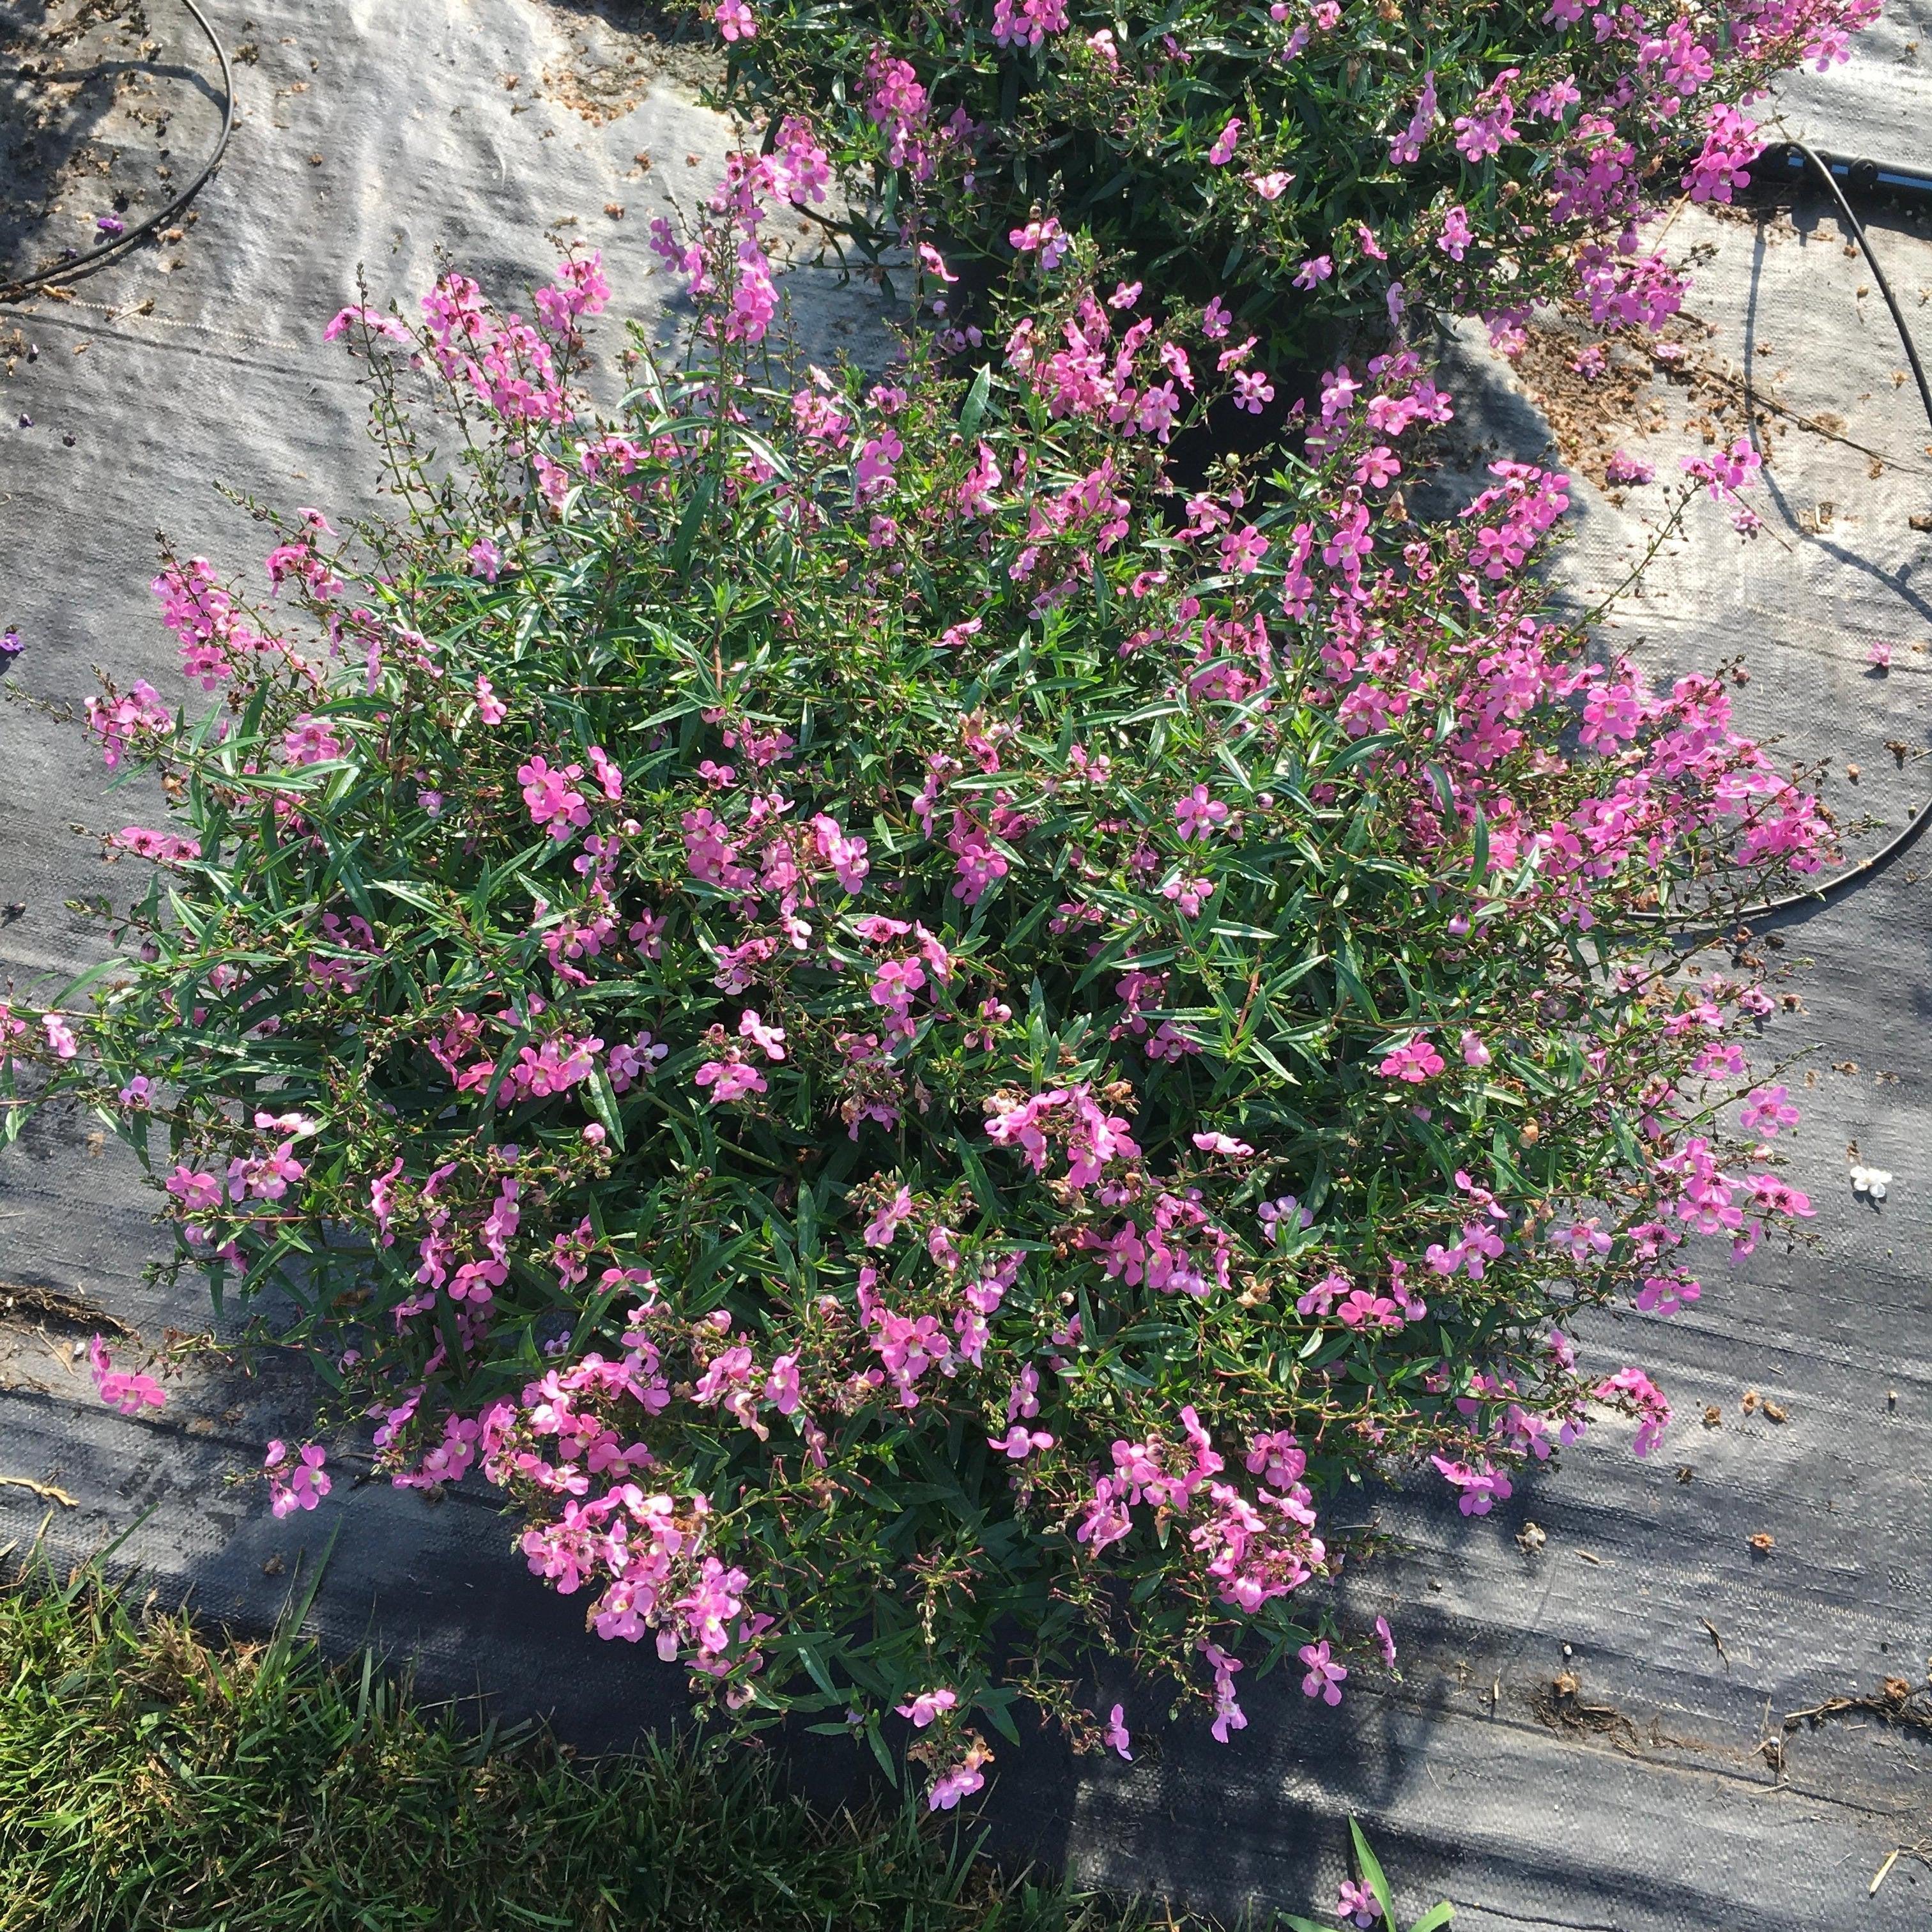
[{"left": 0, "top": 1554, "right": 1227, "bottom": 1932}]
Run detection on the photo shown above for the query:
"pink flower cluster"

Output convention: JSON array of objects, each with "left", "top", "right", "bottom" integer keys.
[
  {"left": 88, "top": 1335, "right": 167, "bottom": 1415},
  {"left": 264, "top": 1439, "right": 332, "bottom": 1515}
]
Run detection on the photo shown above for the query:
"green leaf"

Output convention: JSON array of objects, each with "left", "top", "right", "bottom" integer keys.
[
  {"left": 1351, "top": 1818, "right": 1395, "bottom": 1922},
  {"left": 1410, "top": 1903, "right": 1457, "bottom": 1931},
  {"left": 668, "top": 473, "right": 717, "bottom": 578},
  {"left": 981, "top": 1695, "right": 1023, "bottom": 1747},
  {"left": 958, "top": 364, "right": 992, "bottom": 439},
  {"left": 585, "top": 1068, "right": 626, "bottom": 1151},
  {"left": 863, "top": 1715, "right": 898, "bottom": 1785},
  {"left": 49, "top": 956, "right": 128, "bottom": 1009}
]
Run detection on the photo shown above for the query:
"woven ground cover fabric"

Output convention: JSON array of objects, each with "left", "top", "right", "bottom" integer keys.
[{"left": 3, "top": 1, "right": 1931, "bottom": 1924}]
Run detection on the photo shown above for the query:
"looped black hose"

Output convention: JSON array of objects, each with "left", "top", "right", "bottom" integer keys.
[
  {"left": 0, "top": 0, "right": 233, "bottom": 303},
  {"left": 1643, "top": 137, "right": 1932, "bottom": 933},
  {"left": 1787, "top": 139, "right": 1932, "bottom": 484}
]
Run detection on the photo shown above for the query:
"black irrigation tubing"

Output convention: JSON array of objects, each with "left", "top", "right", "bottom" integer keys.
[
  {"left": 1646, "top": 137, "right": 1932, "bottom": 936},
  {"left": 1756, "top": 140, "right": 1932, "bottom": 215},
  {"left": 0, "top": 0, "right": 234, "bottom": 303}
]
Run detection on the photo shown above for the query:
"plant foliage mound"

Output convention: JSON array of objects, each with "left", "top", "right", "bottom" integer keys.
[
  {"left": 715, "top": 0, "right": 1876, "bottom": 349},
  {"left": 3, "top": 161, "right": 1825, "bottom": 1803}
]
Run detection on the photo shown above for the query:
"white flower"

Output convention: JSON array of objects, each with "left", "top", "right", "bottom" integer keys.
[{"left": 1850, "top": 1164, "right": 1892, "bottom": 1201}]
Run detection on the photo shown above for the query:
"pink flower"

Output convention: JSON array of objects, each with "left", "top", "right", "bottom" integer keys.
[
  {"left": 1008, "top": 217, "right": 1068, "bottom": 271},
  {"left": 1174, "top": 785, "right": 1230, "bottom": 840},
  {"left": 1604, "top": 450, "right": 1654, "bottom": 486},
  {"left": 1201, "top": 296, "right": 1231, "bottom": 339},
  {"left": 1252, "top": 1197, "right": 1314, "bottom": 1244},
  {"left": 714, "top": 0, "right": 756, "bottom": 38},
  {"left": 739, "top": 1009, "right": 788, "bottom": 1061},
  {"left": 992, "top": 0, "right": 1069, "bottom": 49},
  {"left": 1006, "top": 1366, "right": 1041, "bottom": 1422},
  {"left": 1528, "top": 72, "right": 1583, "bottom": 119},
  {"left": 1299, "top": 1638, "right": 1347, "bottom": 1705},
  {"left": 1388, "top": 71, "right": 1438, "bottom": 165},
  {"left": 1378, "top": 1037, "right": 1445, "bottom": 1083},
  {"left": 88, "top": 1334, "right": 167, "bottom": 1415},
  {"left": 282, "top": 715, "right": 343, "bottom": 767},
  {"left": 1292, "top": 254, "right": 1333, "bottom": 289},
  {"left": 764, "top": 1352, "right": 802, "bottom": 1415},
  {"left": 897, "top": 1686, "right": 958, "bottom": 1728},
  {"left": 1459, "top": 1030, "right": 1491, "bottom": 1067},
  {"left": 586, "top": 744, "right": 624, "bottom": 801},
  {"left": 42, "top": 1013, "right": 79, "bottom": 1060},
  {"left": 1338, "top": 1876, "right": 1384, "bottom": 1927},
  {"left": 471, "top": 675, "right": 508, "bottom": 724},
  {"left": 1868, "top": 641, "right": 1894, "bottom": 669},
  {"left": 628, "top": 910, "right": 667, "bottom": 959},
  {"left": 988, "top": 1423, "right": 1055, "bottom": 1459},
  {"left": 1207, "top": 118, "right": 1243, "bottom": 165},
  {"left": 1213, "top": 523, "right": 1264, "bottom": 574},
  {"left": 928, "top": 1741, "right": 993, "bottom": 1811},
  {"left": 1738, "top": 1084, "right": 1799, "bottom": 1137},
  {"left": 1232, "top": 370, "right": 1275, "bottom": 414},
  {"left": 694, "top": 1059, "right": 767, "bottom": 1103},
  {"left": 864, "top": 1185, "right": 914, "bottom": 1246},
  {"left": 516, "top": 756, "right": 591, "bottom": 839},
  {"left": 1682, "top": 436, "right": 1762, "bottom": 509},
  {"left": 1337, "top": 1289, "right": 1404, "bottom": 1332},
  {"left": 1551, "top": 1218, "right": 1612, "bottom": 1262},
  {"left": 1438, "top": 204, "right": 1475, "bottom": 261},
  {"left": 1105, "top": 1703, "right": 1133, "bottom": 1760},
  {"left": 1248, "top": 171, "right": 1294, "bottom": 201},
  {"left": 1200, "top": 1640, "right": 1246, "bottom": 1742},
  {"left": 1430, "top": 1455, "right": 1513, "bottom": 1514},
  {"left": 1636, "top": 1272, "right": 1701, "bottom": 1315},
  {"left": 165, "top": 1165, "right": 224, "bottom": 1213},
  {"left": 1453, "top": 85, "right": 1517, "bottom": 165},
  {"left": 1191, "top": 1131, "right": 1254, "bottom": 1158},
  {"left": 1353, "top": 446, "right": 1400, "bottom": 489},
  {"left": 869, "top": 956, "right": 927, "bottom": 1014},
  {"left": 1685, "top": 102, "right": 1760, "bottom": 204},
  {"left": 468, "top": 537, "right": 502, "bottom": 581},
  {"left": 110, "top": 826, "right": 202, "bottom": 864},
  {"left": 1375, "top": 1615, "right": 1397, "bottom": 1667},
  {"left": 265, "top": 1441, "right": 331, "bottom": 1516},
  {"left": 855, "top": 427, "right": 903, "bottom": 499},
  {"left": 1593, "top": 1367, "right": 1673, "bottom": 1457},
  {"left": 769, "top": 116, "right": 832, "bottom": 206},
  {"left": 324, "top": 303, "right": 411, "bottom": 344}
]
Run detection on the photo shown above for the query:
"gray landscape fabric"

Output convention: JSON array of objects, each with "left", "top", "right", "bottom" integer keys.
[{"left": 3, "top": 2, "right": 1931, "bottom": 1924}]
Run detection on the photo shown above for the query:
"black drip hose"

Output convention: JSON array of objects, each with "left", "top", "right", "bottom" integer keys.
[
  {"left": 0, "top": 0, "right": 234, "bottom": 303},
  {"left": 1756, "top": 141, "right": 1932, "bottom": 216},
  {"left": 1666, "top": 137, "right": 1932, "bottom": 931}
]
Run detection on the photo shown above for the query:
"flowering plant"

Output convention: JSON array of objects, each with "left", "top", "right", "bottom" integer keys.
[
  {"left": 3, "top": 163, "right": 1827, "bottom": 1805},
  {"left": 714, "top": 0, "right": 1876, "bottom": 351}
]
